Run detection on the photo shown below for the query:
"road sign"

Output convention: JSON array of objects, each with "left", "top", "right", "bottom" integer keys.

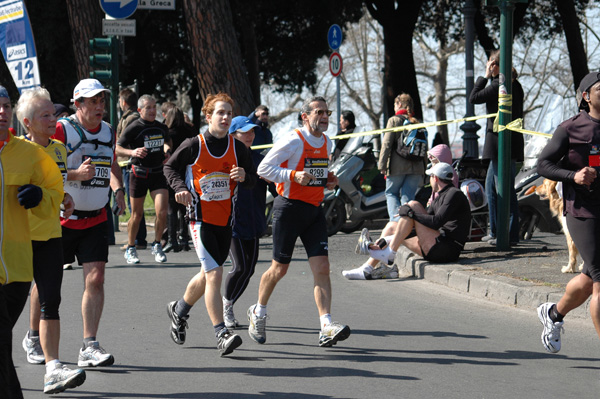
[
  {"left": 102, "top": 19, "right": 136, "bottom": 36},
  {"left": 329, "top": 52, "right": 342, "bottom": 77},
  {"left": 99, "top": 0, "right": 137, "bottom": 19},
  {"left": 327, "top": 24, "right": 342, "bottom": 50},
  {"left": 138, "top": 0, "right": 175, "bottom": 10}
]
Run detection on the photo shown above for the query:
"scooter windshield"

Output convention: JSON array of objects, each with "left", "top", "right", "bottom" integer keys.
[{"left": 522, "top": 94, "right": 567, "bottom": 169}]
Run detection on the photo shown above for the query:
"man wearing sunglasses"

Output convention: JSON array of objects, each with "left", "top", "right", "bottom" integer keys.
[{"left": 248, "top": 96, "right": 351, "bottom": 348}]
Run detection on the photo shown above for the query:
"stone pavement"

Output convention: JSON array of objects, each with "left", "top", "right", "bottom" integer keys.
[{"left": 392, "top": 231, "right": 591, "bottom": 319}]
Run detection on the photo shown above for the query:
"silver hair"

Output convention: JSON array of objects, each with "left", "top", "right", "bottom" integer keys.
[
  {"left": 138, "top": 94, "right": 156, "bottom": 109},
  {"left": 15, "top": 87, "right": 52, "bottom": 129},
  {"left": 300, "top": 96, "right": 327, "bottom": 116}
]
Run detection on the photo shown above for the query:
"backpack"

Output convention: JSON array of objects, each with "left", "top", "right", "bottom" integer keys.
[
  {"left": 395, "top": 118, "right": 428, "bottom": 161},
  {"left": 59, "top": 116, "right": 114, "bottom": 156}
]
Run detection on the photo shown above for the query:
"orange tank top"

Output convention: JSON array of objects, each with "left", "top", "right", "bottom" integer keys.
[
  {"left": 191, "top": 134, "right": 238, "bottom": 226},
  {"left": 277, "top": 129, "right": 328, "bottom": 206}
]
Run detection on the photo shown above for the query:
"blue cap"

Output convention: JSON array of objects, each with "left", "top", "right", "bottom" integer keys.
[
  {"left": 229, "top": 116, "right": 258, "bottom": 134},
  {"left": 0, "top": 85, "right": 9, "bottom": 99}
]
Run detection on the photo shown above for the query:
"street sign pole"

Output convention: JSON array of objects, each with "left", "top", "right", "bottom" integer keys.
[{"left": 328, "top": 25, "right": 342, "bottom": 130}]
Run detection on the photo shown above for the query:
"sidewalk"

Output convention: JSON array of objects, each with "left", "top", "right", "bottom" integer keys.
[{"left": 393, "top": 231, "right": 591, "bottom": 319}]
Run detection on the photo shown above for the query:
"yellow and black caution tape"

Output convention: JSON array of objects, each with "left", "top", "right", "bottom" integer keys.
[{"left": 251, "top": 113, "right": 498, "bottom": 150}]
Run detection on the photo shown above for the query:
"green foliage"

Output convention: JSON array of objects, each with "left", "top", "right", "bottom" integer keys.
[{"left": 244, "top": 0, "right": 364, "bottom": 93}]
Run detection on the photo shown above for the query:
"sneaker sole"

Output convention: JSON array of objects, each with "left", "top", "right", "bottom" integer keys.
[
  {"left": 167, "top": 302, "right": 186, "bottom": 345},
  {"left": 219, "top": 334, "right": 243, "bottom": 357},
  {"left": 319, "top": 325, "right": 351, "bottom": 347},
  {"left": 44, "top": 370, "right": 86, "bottom": 394},
  {"left": 77, "top": 354, "right": 114, "bottom": 367}
]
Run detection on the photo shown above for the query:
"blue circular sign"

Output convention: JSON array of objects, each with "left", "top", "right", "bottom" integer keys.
[
  {"left": 327, "top": 24, "right": 342, "bottom": 50},
  {"left": 99, "top": 0, "right": 137, "bottom": 19}
]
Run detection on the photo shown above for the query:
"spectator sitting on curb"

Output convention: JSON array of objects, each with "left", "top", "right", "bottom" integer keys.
[
  {"left": 343, "top": 145, "right": 458, "bottom": 280},
  {"left": 344, "top": 162, "right": 470, "bottom": 280}
]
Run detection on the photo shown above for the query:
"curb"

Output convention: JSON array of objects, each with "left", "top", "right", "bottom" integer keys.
[{"left": 394, "top": 247, "right": 591, "bottom": 320}]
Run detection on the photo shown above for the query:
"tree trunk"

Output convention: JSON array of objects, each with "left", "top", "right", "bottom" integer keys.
[
  {"left": 555, "top": 0, "right": 589, "bottom": 91},
  {"left": 181, "top": 0, "right": 254, "bottom": 115},
  {"left": 434, "top": 54, "right": 449, "bottom": 145},
  {"left": 366, "top": 0, "right": 425, "bottom": 122},
  {"left": 65, "top": 0, "right": 103, "bottom": 81}
]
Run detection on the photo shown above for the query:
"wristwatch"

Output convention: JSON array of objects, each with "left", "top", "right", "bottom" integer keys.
[{"left": 114, "top": 187, "right": 125, "bottom": 196}]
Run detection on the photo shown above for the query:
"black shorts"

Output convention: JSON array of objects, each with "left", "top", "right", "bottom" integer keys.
[
  {"left": 271, "top": 196, "right": 328, "bottom": 264},
  {"left": 32, "top": 238, "right": 63, "bottom": 320},
  {"left": 567, "top": 214, "right": 600, "bottom": 282},
  {"left": 423, "top": 235, "right": 463, "bottom": 263},
  {"left": 62, "top": 221, "right": 109, "bottom": 265},
  {"left": 129, "top": 170, "right": 168, "bottom": 199}
]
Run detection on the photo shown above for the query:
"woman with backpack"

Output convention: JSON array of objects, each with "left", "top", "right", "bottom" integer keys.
[{"left": 378, "top": 93, "right": 426, "bottom": 222}]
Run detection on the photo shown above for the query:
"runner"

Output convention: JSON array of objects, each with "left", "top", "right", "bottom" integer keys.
[
  {"left": 0, "top": 84, "right": 64, "bottom": 399},
  {"left": 116, "top": 94, "right": 171, "bottom": 264},
  {"left": 164, "top": 93, "right": 256, "bottom": 356},
  {"left": 16, "top": 87, "right": 86, "bottom": 394},
  {"left": 248, "top": 96, "right": 351, "bottom": 347},
  {"left": 53, "top": 78, "right": 126, "bottom": 368},
  {"left": 223, "top": 116, "right": 267, "bottom": 329}
]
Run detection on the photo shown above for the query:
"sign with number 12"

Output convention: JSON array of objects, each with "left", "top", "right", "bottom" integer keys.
[{"left": 0, "top": 1, "right": 41, "bottom": 93}]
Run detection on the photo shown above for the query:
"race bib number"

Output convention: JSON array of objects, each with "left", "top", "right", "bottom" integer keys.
[
  {"left": 144, "top": 134, "right": 164, "bottom": 153},
  {"left": 81, "top": 155, "right": 111, "bottom": 187},
  {"left": 56, "top": 161, "right": 67, "bottom": 184},
  {"left": 199, "top": 172, "right": 230, "bottom": 201},
  {"left": 304, "top": 158, "right": 328, "bottom": 187}
]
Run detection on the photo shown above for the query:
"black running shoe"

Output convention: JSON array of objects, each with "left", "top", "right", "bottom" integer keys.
[{"left": 167, "top": 301, "right": 189, "bottom": 345}]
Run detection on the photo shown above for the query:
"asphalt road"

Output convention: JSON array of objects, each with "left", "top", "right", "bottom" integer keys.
[{"left": 12, "top": 229, "right": 600, "bottom": 398}]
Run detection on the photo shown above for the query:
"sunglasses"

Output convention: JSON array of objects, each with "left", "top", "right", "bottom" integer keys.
[{"left": 310, "top": 109, "right": 332, "bottom": 117}]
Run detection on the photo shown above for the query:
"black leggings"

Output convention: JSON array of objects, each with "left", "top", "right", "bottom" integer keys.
[
  {"left": 32, "top": 238, "right": 64, "bottom": 320},
  {"left": 224, "top": 237, "right": 259, "bottom": 304},
  {"left": 566, "top": 214, "right": 600, "bottom": 282}
]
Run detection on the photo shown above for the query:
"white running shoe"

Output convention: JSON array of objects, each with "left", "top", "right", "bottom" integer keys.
[
  {"left": 78, "top": 341, "right": 114, "bottom": 367},
  {"left": 44, "top": 364, "right": 86, "bottom": 394},
  {"left": 124, "top": 246, "right": 140, "bottom": 264},
  {"left": 247, "top": 304, "right": 268, "bottom": 344},
  {"left": 367, "top": 264, "right": 399, "bottom": 280},
  {"left": 537, "top": 302, "right": 564, "bottom": 353},
  {"left": 22, "top": 331, "right": 45, "bottom": 364},
  {"left": 355, "top": 228, "right": 373, "bottom": 255},
  {"left": 151, "top": 242, "right": 167, "bottom": 263},
  {"left": 319, "top": 322, "right": 351, "bottom": 347},
  {"left": 223, "top": 300, "right": 239, "bottom": 329}
]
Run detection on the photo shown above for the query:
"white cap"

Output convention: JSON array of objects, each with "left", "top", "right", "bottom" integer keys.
[
  {"left": 425, "top": 162, "right": 454, "bottom": 180},
  {"left": 72, "top": 79, "right": 109, "bottom": 102}
]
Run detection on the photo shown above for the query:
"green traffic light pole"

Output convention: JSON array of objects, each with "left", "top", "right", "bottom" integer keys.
[
  {"left": 89, "top": 37, "right": 119, "bottom": 129},
  {"left": 485, "top": 0, "right": 526, "bottom": 250}
]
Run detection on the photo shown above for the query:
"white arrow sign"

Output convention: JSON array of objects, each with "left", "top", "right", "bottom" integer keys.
[{"left": 104, "top": 0, "right": 135, "bottom": 7}]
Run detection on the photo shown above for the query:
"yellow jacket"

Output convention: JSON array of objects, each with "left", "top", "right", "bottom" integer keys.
[
  {"left": 17, "top": 137, "right": 67, "bottom": 241},
  {"left": 0, "top": 133, "right": 64, "bottom": 284}
]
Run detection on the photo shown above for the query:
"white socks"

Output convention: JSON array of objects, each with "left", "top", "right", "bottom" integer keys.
[
  {"left": 369, "top": 246, "right": 396, "bottom": 265},
  {"left": 45, "top": 359, "right": 60, "bottom": 374},
  {"left": 342, "top": 263, "right": 373, "bottom": 280},
  {"left": 254, "top": 303, "right": 267, "bottom": 318},
  {"left": 320, "top": 313, "right": 332, "bottom": 328}
]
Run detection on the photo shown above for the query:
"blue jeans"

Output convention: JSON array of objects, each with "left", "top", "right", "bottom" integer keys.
[
  {"left": 486, "top": 160, "right": 519, "bottom": 243},
  {"left": 123, "top": 167, "right": 147, "bottom": 245},
  {"left": 385, "top": 173, "right": 422, "bottom": 222}
]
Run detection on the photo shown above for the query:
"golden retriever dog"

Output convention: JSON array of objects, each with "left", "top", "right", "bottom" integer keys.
[{"left": 532, "top": 179, "right": 582, "bottom": 273}]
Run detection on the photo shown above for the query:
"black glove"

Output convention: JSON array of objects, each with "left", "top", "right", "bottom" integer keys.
[
  {"left": 397, "top": 204, "right": 414, "bottom": 218},
  {"left": 17, "top": 184, "right": 43, "bottom": 209}
]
